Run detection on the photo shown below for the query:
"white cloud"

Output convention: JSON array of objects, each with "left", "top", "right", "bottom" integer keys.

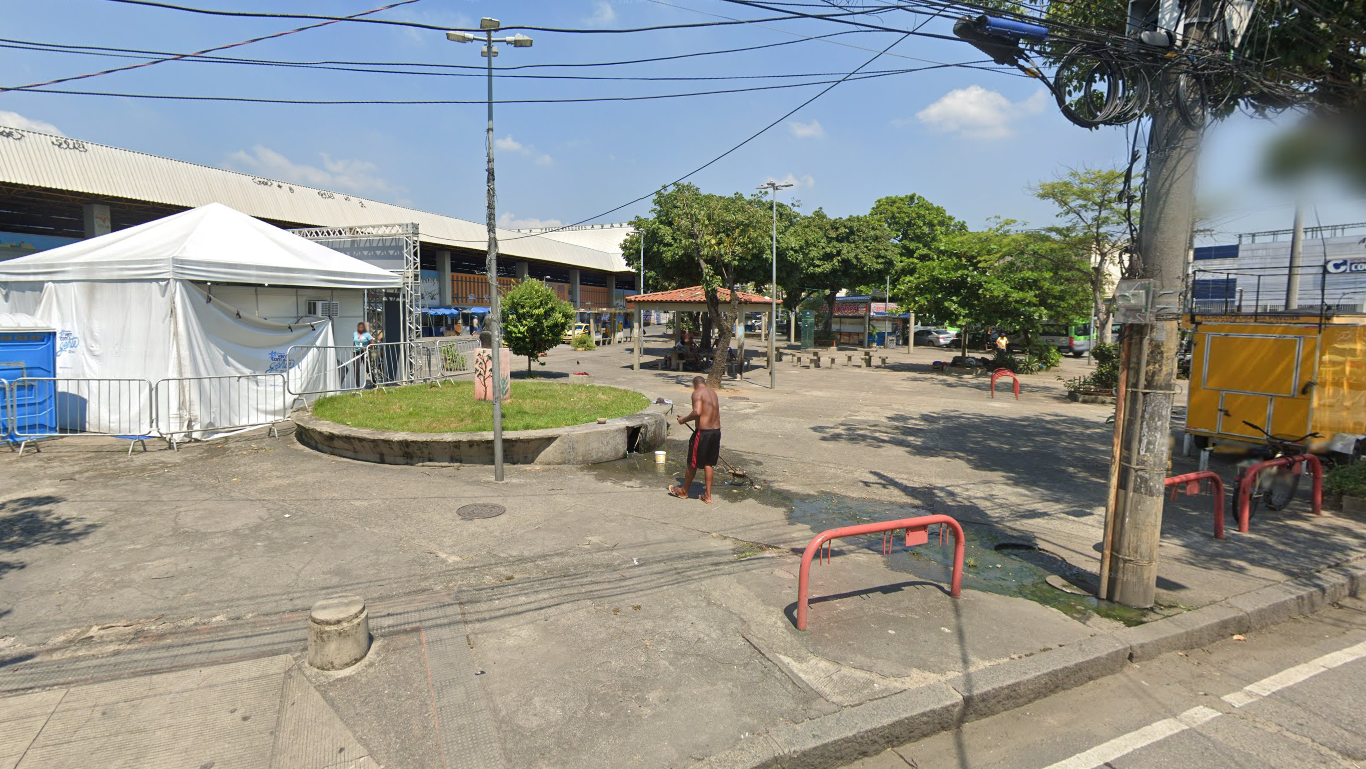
[
  {"left": 788, "top": 119, "right": 825, "bottom": 139},
  {"left": 767, "top": 173, "right": 815, "bottom": 189},
  {"left": 499, "top": 213, "right": 563, "bottom": 230},
  {"left": 585, "top": 1, "right": 616, "bottom": 25},
  {"left": 226, "top": 145, "right": 405, "bottom": 198},
  {"left": 494, "top": 134, "right": 553, "bottom": 165},
  {"left": 0, "top": 110, "right": 63, "bottom": 135},
  {"left": 911, "top": 86, "right": 1047, "bottom": 139}
]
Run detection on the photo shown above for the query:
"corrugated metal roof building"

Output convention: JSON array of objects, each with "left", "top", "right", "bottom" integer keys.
[{"left": 0, "top": 127, "right": 633, "bottom": 305}]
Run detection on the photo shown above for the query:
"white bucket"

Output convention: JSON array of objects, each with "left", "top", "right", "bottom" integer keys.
[{"left": 654, "top": 450, "right": 667, "bottom": 464}]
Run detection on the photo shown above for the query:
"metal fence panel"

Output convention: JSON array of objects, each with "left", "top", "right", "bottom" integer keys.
[
  {"left": 154, "top": 373, "right": 287, "bottom": 443},
  {"left": 286, "top": 339, "right": 479, "bottom": 400},
  {"left": 0, "top": 378, "right": 9, "bottom": 440},
  {"left": 7, "top": 378, "right": 154, "bottom": 440}
]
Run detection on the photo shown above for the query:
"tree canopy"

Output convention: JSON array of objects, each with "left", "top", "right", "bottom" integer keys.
[
  {"left": 787, "top": 210, "right": 897, "bottom": 336},
  {"left": 624, "top": 184, "right": 769, "bottom": 387},
  {"left": 1031, "top": 166, "right": 1136, "bottom": 331},
  {"left": 895, "top": 222, "right": 1092, "bottom": 344},
  {"left": 500, "top": 279, "right": 576, "bottom": 373}
]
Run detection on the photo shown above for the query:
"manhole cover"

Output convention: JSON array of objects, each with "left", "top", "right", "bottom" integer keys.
[{"left": 457, "top": 503, "right": 506, "bottom": 520}]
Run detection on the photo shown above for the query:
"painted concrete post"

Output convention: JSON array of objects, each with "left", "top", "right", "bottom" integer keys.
[
  {"left": 82, "top": 203, "right": 111, "bottom": 238},
  {"left": 634, "top": 308, "right": 643, "bottom": 371},
  {"left": 437, "top": 250, "right": 452, "bottom": 307}
]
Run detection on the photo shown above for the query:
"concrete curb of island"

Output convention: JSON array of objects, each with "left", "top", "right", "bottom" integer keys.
[
  {"left": 293, "top": 400, "right": 669, "bottom": 466},
  {"left": 695, "top": 560, "right": 1366, "bottom": 769}
]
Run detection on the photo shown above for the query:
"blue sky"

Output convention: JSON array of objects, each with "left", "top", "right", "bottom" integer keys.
[{"left": 2, "top": 0, "right": 1362, "bottom": 244}]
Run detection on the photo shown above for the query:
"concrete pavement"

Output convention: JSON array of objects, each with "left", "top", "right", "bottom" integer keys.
[
  {"left": 1, "top": 331, "right": 1364, "bottom": 767},
  {"left": 848, "top": 596, "right": 1366, "bottom": 769}
]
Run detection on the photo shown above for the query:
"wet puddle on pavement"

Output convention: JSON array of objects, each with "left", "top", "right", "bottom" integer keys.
[
  {"left": 790, "top": 495, "right": 1172, "bottom": 626},
  {"left": 594, "top": 448, "right": 1175, "bottom": 626}
]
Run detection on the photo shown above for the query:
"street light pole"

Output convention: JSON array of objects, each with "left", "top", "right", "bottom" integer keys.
[
  {"left": 758, "top": 180, "right": 793, "bottom": 390},
  {"left": 448, "top": 19, "right": 533, "bottom": 482}
]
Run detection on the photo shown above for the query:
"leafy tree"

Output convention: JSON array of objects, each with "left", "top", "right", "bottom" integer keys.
[
  {"left": 895, "top": 222, "right": 1091, "bottom": 353},
  {"left": 870, "top": 193, "right": 966, "bottom": 267},
  {"left": 788, "top": 210, "right": 897, "bottom": 338},
  {"left": 1031, "top": 166, "right": 1135, "bottom": 333},
  {"left": 500, "top": 279, "right": 575, "bottom": 373},
  {"left": 625, "top": 184, "right": 769, "bottom": 388}
]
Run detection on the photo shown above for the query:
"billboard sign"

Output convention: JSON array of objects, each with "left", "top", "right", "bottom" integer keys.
[{"left": 1325, "top": 258, "right": 1366, "bottom": 275}]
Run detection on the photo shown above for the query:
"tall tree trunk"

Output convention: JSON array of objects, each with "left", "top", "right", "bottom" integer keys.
[
  {"left": 705, "top": 292, "right": 732, "bottom": 389},
  {"left": 823, "top": 291, "right": 837, "bottom": 337}
]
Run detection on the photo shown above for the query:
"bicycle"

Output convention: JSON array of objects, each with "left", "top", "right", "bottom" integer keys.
[{"left": 1233, "top": 421, "right": 1319, "bottom": 519}]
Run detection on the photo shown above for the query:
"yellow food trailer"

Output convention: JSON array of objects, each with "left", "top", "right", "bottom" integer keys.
[{"left": 1184, "top": 313, "right": 1366, "bottom": 452}]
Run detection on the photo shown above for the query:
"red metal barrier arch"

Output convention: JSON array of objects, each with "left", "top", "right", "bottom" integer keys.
[
  {"left": 1235, "top": 454, "right": 1323, "bottom": 533},
  {"left": 1164, "top": 471, "right": 1227, "bottom": 539},
  {"left": 990, "top": 368, "right": 1020, "bottom": 400},
  {"left": 796, "top": 515, "right": 964, "bottom": 631}
]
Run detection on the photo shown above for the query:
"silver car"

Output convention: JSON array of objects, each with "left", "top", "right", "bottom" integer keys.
[{"left": 914, "top": 328, "right": 957, "bottom": 347}]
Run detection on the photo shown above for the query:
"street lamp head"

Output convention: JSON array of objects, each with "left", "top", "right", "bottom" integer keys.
[
  {"left": 446, "top": 31, "right": 476, "bottom": 42},
  {"left": 480, "top": 17, "right": 501, "bottom": 30},
  {"left": 507, "top": 33, "right": 534, "bottom": 47}
]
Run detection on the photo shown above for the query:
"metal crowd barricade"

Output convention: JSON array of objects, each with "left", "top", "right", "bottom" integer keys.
[
  {"left": 153, "top": 373, "right": 287, "bottom": 448},
  {"left": 0, "top": 378, "right": 10, "bottom": 444},
  {"left": 430, "top": 337, "right": 478, "bottom": 379},
  {"left": 285, "top": 338, "right": 479, "bottom": 405},
  {"left": 285, "top": 344, "right": 369, "bottom": 402},
  {"left": 5, "top": 377, "right": 155, "bottom": 456}
]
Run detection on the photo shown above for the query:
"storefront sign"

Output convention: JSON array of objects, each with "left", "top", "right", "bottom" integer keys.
[{"left": 1326, "top": 257, "right": 1366, "bottom": 274}]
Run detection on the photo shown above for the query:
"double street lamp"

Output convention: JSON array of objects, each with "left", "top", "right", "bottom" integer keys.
[
  {"left": 757, "top": 180, "right": 793, "bottom": 390},
  {"left": 447, "top": 18, "right": 532, "bottom": 482}
]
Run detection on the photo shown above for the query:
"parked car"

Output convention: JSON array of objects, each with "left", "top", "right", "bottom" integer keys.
[
  {"left": 562, "top": 322, "right": 591, "bottom": 344},
  {"left": 914, "top": 328, "right": 957, "bottom": 347}
]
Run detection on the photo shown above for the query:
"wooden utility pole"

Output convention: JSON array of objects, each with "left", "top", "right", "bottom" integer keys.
[{"left": 1100, "top": 5, "right": 1209, "bottom": 608}]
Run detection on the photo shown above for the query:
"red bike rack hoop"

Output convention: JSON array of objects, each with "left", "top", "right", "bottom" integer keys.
[
  {"left": 1164, "top": 471, "right": 1227, "bottom": 539},
  {"left": 990, "top": 368, "right": 1020, "bottom": 400},
  {"left": 1234, "top": 454, "right": 1323, "bottom": 533},
  {"left": 796, "top": 514, "right": 964, "bottom": 631}
]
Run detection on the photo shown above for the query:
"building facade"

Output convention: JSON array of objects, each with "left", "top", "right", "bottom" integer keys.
[{"left": 1190, "top": 222, "right": 1366, "bottom": 314}]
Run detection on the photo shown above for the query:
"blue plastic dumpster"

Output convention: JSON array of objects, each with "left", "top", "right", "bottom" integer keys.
[{"left": 0, "top": 314, "right": 57, "bottom": 443}]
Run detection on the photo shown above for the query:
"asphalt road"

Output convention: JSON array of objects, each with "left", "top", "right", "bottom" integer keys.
[{"left": 850, "top": 596, "right": 1366, "bottom": 769}]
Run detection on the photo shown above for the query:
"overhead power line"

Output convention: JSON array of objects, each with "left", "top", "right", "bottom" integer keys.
[
  {"left": 450, "top": 15, "right": 934, "bottom": 245},
  {"left": 0, "top": 31, "right": 875, "bottom": 72},
  {"left": 17, "top": 61, "right": 1000, "bottom": 104},
  {"left": 0, "top": 41, "right": 999, "bottom": 82},
  {"left": 97, "top": 0, "right": 905, "bottom": 35},
  {"left": 0, "top": 32, "right": 1011, "bottom": 80},
  {"left": 2, "top": 0, "right": 426, "bottom": 93}
]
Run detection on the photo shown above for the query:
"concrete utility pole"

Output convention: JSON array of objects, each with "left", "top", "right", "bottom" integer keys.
[
  {"left": 448, "top": 19, "right": 533, "bottom": 483},
  {"left": 758, "top": 180, "right": 792, "bottom": 390},
  {"left": 1099, "top": 5, "right": 1209, "bottom": 608},
  {"left": 1285, "top": 201, "right": 1305, "bottom": 311}
]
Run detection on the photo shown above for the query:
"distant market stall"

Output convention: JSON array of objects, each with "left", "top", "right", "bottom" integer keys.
[{"left": 0, "top": 203, "right": 401, "bottom": 441}]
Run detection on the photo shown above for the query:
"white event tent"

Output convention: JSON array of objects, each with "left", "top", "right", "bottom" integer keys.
[{"left": 0, "top": 203, "right": 402, "bottom": 439}]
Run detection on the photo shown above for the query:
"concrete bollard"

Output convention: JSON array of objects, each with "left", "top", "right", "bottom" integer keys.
[{"left": 307, "top": 595, "right": 371, "bottom": 671}]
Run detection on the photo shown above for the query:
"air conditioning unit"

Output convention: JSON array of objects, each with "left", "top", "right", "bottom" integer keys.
[{"left": 306, "top": 300, "right": 340, "bottom": 318}]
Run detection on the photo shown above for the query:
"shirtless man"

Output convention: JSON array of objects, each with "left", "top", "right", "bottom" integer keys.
[{"left": 670, "top": 376, "right": 721, "bottom": 504}]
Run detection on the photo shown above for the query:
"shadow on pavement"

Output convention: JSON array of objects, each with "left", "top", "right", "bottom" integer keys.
[
  {"left": 0, "top": 495, "right": 87, "bottom": 582},
  {"left": 811, "top": 410, "right": 1112, "bottom": 516}
]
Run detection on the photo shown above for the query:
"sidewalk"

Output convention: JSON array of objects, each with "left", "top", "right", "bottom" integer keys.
[
  {"left": 0, "top": 654, "right": 375, "bottom": 768},
  {"left": 1, "top": 335, "right": 1363, "bottom": 767}
]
